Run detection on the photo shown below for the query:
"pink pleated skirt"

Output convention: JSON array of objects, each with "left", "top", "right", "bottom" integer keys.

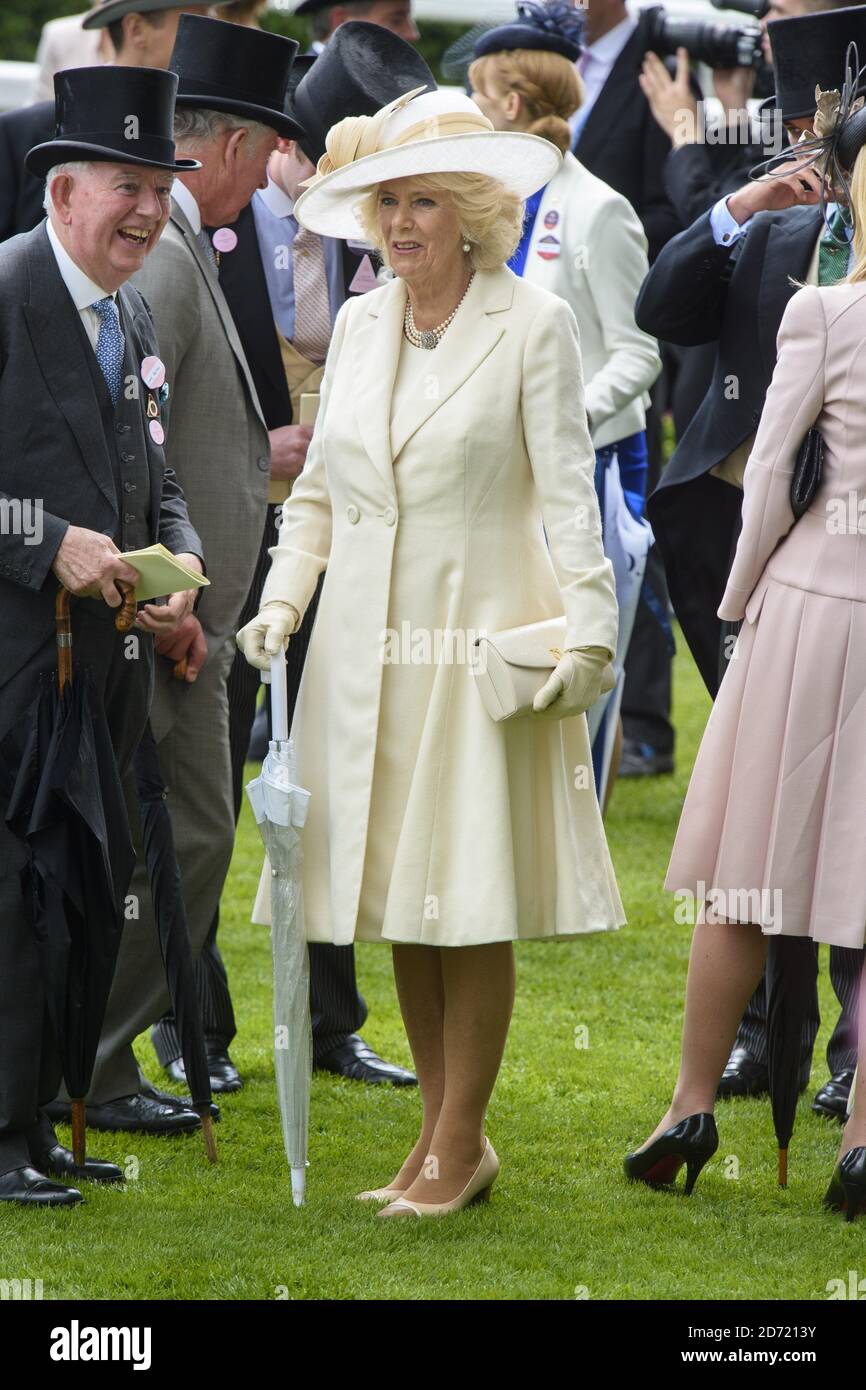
[{"left": 665, "top": 577, "right": 866, "bottom": 948}]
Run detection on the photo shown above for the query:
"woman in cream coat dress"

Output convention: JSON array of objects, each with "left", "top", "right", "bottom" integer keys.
[
  {"left": 624, "top": 103, "right": 866, "bottom": 1216},
  {"left": 238, "top": 87, "right": 623, "bottom": 1217}
]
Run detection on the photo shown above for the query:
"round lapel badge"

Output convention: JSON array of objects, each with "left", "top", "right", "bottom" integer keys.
[
  {"left": 149, "top": 419, "right": 165, "bottom": 446},
  {"left": 544, "top": 210, "right": 560, "bottom": 229},
  {"left": 212, "top": 227, "right": 238, "bottom": 253},
  {"left": 537, "top": 234, "right": 562, "bottom": 262},
  {"left": 141, "top": 355, "right": 166, "bottom": 390}
]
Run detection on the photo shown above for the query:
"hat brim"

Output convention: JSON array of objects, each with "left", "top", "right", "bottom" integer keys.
[
  {"left": 175, "top": 94, "right": 306, "bottom": 142},
  {"left": 293, "top": 131, "right": 562, "bottom": 240},
  {"left": 83, "top": 0, "right": 233, "bottom": 29},
  {"left": 26, "top": 140, "right": 200, "bottom": 178}
]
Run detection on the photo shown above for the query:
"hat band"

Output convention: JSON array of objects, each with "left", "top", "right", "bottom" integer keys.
[
  {"left": 385, "top": 110, "right": 492, "bottom": 149},
  {"left": 52, "top": 130, "right": 177, "bottom": 158}
]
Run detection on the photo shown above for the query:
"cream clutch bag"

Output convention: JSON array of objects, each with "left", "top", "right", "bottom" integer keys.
[{"left": 470, "top": 617, "right": 614, "bottom": 722}]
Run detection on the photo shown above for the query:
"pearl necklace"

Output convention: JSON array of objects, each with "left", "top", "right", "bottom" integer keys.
[{"left": 403, "top": 272, "right": 476, "bottom": 350}]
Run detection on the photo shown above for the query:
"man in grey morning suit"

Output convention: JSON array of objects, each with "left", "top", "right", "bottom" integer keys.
[
  {"left": 46, "top": 15, "right": 302, "bottom": 1131},
  {"left": 0, "top": 65, "right": 203, "bottom": 1204}
]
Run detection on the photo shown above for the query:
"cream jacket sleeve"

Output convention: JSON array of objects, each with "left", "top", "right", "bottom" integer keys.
[
  {"left": 259, "top": 297, "right": 351, "bottom": 617},
  {"left": 581, "top": 198, "right": 661, "bottom": 434},
  {"left": 718, "top": 286, "right": 827, "bottom": 621},
  {"left": 521, "top": 294, "right": 618, "bottom": 657}
]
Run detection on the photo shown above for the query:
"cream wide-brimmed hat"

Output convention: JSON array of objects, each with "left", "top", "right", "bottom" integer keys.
[{"left": 293, "top": 87, "right": 562, "bottom": 240}]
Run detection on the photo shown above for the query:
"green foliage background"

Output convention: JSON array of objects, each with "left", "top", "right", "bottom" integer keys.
[{"left": 0, "top": 2, "right": 468, "bottom": 82}]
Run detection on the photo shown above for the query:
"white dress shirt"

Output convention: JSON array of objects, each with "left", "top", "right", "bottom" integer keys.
[
  {"left": 45, "top": 218, "right": 117, "bottom": 350},
  {"left": 171, "top": 177, "right": 202, "bottom": 235}
]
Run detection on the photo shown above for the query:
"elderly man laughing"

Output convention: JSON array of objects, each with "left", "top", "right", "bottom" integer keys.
[{"left": 0, "top": 64, "right": 203, "bottom": 1207}]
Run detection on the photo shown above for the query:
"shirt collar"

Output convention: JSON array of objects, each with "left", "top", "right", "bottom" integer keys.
[
  {"left": 584, "top": 14, "right": 637, "bottom": 66},
  {"left": 172, "top": 177, "right": 202, "bottom": 235},
  {"left": 46, "top": 218, "right": 116, "bottom": 311},
  {"left": 256, "top": 176, "right": 296, "bottom": 221}
]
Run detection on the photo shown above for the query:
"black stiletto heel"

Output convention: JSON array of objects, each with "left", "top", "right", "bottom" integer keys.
[
  {"left": 624, "top": 1114, "right": 719, "bottom": 1196},
  {"left": 824, "top": 1147, "right": 866, "bottom": 1221}
]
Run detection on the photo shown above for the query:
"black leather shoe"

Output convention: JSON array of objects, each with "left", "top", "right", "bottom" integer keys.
[
  {"left": 34, "top": 1144, "right": 123, "bottom": 1185},
  {"left": 717, "top": 1047, "right": 769, "bottom": 1099},
  {"left": 812, "top": 1070, "right": 855, "bottom": 1122},
  {"left": 316, "top": 1034, "right": 417, "bottom": 1086},
  {"left": 619, "top": 738, "right": 674, "bottom": 778},
  {"left": 824, "top": 1146, "right": 866, "bottom": 1221},
  {"left": 624, "top": 1113, "right": 719, "bottom": 1196},
  {"left": 0, "top": 1166, "right": 83, "bottom": 1207},
  {"left": 164, "top": 1048, "right": 242, "bottom": 1094},
  {"left": 44, "top": 1093, "right": 201, "bottom": 1135},
  {"left": 147, "top": 1087, "right": 221, "bottom": 1121}
]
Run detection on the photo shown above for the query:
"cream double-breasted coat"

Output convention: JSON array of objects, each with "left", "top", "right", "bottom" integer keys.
[{"left": 254, "top": 265, "right": 624, "bottom": 946}]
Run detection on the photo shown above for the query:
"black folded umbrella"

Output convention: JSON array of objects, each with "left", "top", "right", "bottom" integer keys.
[
  {"left": 0, "top": 586, "right": 138, "bottom": 1166},
  {"left": 766, "top": 934, "right": 820, "bottom": 1186},
  {"left": 132, "top": 724, "right": 216, "bottom": 1163}
]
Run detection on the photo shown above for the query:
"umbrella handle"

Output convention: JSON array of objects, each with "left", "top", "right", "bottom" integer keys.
[
  {"left": 115, "top": 582, "right": 137, "bottom": 634},
  {"left": 55, "top": 582, "right": 137, "bottom": 692}
]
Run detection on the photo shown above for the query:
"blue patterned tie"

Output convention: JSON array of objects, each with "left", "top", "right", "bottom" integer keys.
[{"left": 92, "top": 295, "right": 125, "bottom": 407}]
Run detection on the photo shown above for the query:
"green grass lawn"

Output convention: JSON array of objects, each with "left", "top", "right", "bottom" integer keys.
[{"left": 0, "top": 633, "right": 859, "bottom": 1301}]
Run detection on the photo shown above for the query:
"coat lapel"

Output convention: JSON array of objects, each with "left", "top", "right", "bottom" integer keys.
[
  {"left": 170, "top": 201, "right": 267, "bottom": 430},
  {"left": 21, "top": 225, "right": 117, "bottom": 511},
  {"left": 757, "top": 208, "right": 822, "bottom": 378}
]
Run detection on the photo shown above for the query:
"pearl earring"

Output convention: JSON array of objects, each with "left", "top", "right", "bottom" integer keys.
[{"left": 462, "top": 235, "right": 471, "bottom": 253}]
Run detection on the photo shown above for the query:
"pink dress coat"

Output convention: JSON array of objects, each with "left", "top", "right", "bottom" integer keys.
[{"left": 665, "top": 281, "right": 866, "bottom": 948}]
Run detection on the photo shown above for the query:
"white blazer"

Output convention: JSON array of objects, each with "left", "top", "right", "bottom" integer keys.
[{"left": 522, "top": 151, "right": 661, "bottom": 450}]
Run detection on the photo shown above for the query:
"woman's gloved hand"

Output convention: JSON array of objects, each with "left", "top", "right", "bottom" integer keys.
[
  {"left": 236, "top": 601, "right": 300, "bottom": 672},
  {"left": 532, "top": 645, "right": 615, "bottom": 719}
]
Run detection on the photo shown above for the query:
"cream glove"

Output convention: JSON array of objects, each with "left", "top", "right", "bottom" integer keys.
[
  {"left": 532, "top": 646, "right": 615, "bottom": 719},
  {"left": 236, "top": 601, "right": 300, "bottom": 672}
]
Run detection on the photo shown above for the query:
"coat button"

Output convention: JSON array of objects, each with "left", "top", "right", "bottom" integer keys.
[
  {"left": 383, "top": 506, "right": 396, "bottom": 526},
  {"left": 124, "top": 513, "right": 136, "bottom": 524},
  {"left": 21, "top": 570, "right": 30, "bottom": 584},
  {"left": 257, "top": 456, "right": 270, "bottom": 472},
  {"left": 347, "top": 504, "right": 360, "bottom": 524},
  {"left": 121, "top": 451, "right": 135, "bottom": 463},
  {"left": 124, "top": 481, "right": 137, "bottom": 493}
]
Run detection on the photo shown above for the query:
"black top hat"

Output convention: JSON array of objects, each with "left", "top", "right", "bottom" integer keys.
[
  {"left": 767, "top": 4, "right": 866, "bottom": 119},
  {"left": 82, "top": 0, "right": 234, "bottom": 29},
  {"left": 170, "top": 13, "right": 305, "bottom": 141},
  {"left": 473, "top": 1, "right": 584, "bottom": 65},
  {"left": 289, "top": 20, "right": 436, "bottom": 167},
  {"left": 26, "top": 65, "right": 200, "bottom": 178},
  {"left": 294, "top": 1, "right": 337, "bottom": 13}
]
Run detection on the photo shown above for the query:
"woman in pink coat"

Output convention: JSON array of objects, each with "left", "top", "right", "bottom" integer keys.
[{"left": 624, "top": 100, "right": 866, "bottom": 1218}]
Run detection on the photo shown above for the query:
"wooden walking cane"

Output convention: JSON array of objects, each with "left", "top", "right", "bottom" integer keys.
[{"left": 56, "top": 581, "right": 138, "bottom": 1167}]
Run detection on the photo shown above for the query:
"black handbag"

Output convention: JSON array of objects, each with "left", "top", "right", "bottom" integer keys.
[{"left": 790, "top": 426, "right": 824, "bottom": 519}]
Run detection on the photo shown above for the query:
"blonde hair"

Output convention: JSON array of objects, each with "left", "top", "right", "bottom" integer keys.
[
  {"left": 468, "top": 49, "right": 582, "bottom": 155},
  {"left": 847, "top": 145, "right": 866, "bottom": 282},
  {"left": 357, "top": 172, "right": 524, "bottom": 272}
]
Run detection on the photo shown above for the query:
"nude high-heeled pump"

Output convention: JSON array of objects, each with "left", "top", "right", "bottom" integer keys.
[
  {"left": 376, "top": 1139, "right": 499, "bottom": 1219},
  {"left": 356, "top": 1184, "right": 407, "bottom": 1203}
]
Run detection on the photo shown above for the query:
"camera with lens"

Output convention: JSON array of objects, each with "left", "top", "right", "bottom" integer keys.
[{"left": 644, "top": 0, "right": 766, "bottom": 71}]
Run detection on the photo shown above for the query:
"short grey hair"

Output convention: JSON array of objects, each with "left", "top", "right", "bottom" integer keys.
[
  {"left": 173, "top": 107, "right": 273, "bottom": 152},
  {"left": 43, "top": 161, "right": 93, "bottom": 212}
]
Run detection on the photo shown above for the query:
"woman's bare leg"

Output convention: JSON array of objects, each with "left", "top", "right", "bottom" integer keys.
[
  {"left": 397, "top": 941, "right": 516, "bottom": 1204},
  {"left": 637, "top": 918, "right": 768, "bottom": 1150},
  {"left": 386, "top": 944, "right": 446, "bottom": 1190}
]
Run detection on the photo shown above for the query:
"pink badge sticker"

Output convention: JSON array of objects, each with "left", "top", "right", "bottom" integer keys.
[
  {"left": 212, "top": 227, "right": 238, "bottom": 253},
  {"left": 149, "top": 419, "right": 165, "bottom": 446},
  {"left": 141, "top": 355, "right": 166, "bottom": 389},
  {"left": 349, "top": 254, "right": 380, "bottom": 295}
]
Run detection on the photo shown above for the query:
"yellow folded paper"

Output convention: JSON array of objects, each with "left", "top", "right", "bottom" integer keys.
[{"left": 120, "top": 543, "right": 210, "bottom": 603}]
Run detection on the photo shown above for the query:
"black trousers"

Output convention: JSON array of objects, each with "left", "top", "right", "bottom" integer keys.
[
  {"left": 152, "top": 512, "right": 366, "bottom": 1069},
  {"left": 734, "top": 946, "right": 864, "bottom": 1076},
  {"left": 0, "top": 606, "right": 152, "bottom": 1174}
]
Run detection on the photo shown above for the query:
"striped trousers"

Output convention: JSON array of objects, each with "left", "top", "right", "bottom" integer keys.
[{"left": 151, "top": 509, "right": 366, "bottom": 1069}]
